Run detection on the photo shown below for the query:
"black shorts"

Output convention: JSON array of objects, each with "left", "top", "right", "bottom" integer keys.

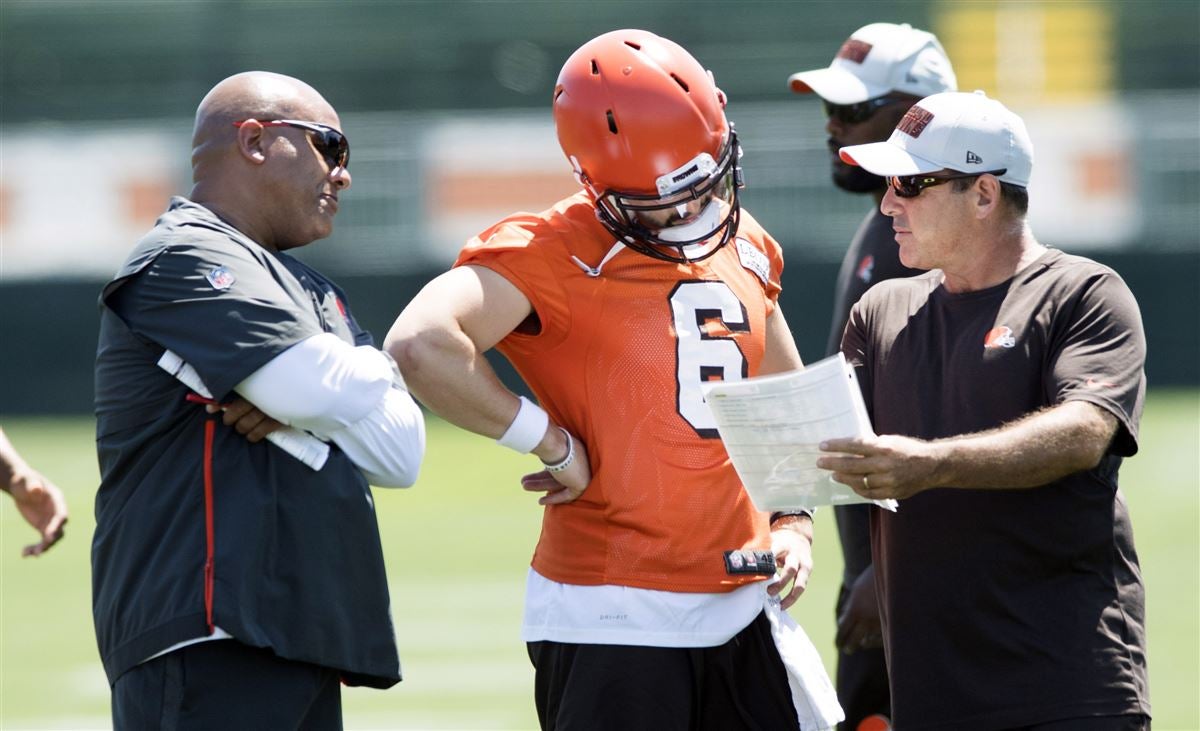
[
  {"left": 527, "top": 610, "right": 799, "bottom": 731},
  {"left": 111, "top": 640, "right": 342, "bottom": 731}
]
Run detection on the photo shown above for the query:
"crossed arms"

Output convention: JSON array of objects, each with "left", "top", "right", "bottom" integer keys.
[{"left": 229, "top": 333, "right": 425, "bottom": 487}]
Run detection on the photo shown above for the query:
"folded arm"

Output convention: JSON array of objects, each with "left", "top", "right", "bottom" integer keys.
[{"left": 236, "top": 333, "right": 425, "bottom": 487}]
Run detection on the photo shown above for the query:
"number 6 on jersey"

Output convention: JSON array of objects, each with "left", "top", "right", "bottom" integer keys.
[{"left": 669, "top": 281, "right": 750, "bottom": 437}]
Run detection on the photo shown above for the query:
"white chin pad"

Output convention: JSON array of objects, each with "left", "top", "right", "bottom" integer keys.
[{"left": 656, "top": 199, "right": 722, "bottom": 243}]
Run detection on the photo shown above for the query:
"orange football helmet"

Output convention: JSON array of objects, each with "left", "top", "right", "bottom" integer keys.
[{"left": 553, "top": 29, "right": 743, "bottom": 262}]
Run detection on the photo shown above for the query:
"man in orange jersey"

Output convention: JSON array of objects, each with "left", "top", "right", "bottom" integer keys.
[{"left": 388, "top": 29, "right": 840, "bottom": 731}]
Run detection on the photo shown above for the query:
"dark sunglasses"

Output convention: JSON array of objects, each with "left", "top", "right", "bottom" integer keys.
[
  {"left": 232, "top": 119, "right": 350, "bottom": 170},
  {"left": 823, "top": 95, "right": 914, "bottom": 125},
  {"left": 887, "top": 169, "right": 1007, "bottom": 198}
]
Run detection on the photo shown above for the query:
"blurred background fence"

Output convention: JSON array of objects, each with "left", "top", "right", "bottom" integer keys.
[{"left": 2, "top": 0, "right": 1198, "bottom": 404}]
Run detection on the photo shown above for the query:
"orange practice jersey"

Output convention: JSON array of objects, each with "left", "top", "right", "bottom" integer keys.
[{"left": 456, "top": 192, "right": 784, "bottom": 592}]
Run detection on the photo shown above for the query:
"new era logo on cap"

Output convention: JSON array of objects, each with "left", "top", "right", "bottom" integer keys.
[{"left": 966, "top": 151, "right": 983, "bottom": 164}]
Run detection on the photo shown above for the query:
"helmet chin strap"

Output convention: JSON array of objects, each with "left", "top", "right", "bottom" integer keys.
[{"left": 655, "top": 199, "right": 723, "bottom": 243}]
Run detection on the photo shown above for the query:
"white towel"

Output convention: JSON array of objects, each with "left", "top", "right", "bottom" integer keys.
[{"left": 764, "top": 594, "right": 845, "bottom": 731}]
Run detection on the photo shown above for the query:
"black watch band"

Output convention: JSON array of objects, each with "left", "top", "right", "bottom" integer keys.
[{"left": 770, "top": 509, "right": 813, "bottom": 524}]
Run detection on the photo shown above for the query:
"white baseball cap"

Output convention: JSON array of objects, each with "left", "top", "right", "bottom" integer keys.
[
  {"left": 838, "top": 91, "right": 1034, "bottom": 187},
  {"left": 787, "top": 22, "right": 957, "bottom": 104}
]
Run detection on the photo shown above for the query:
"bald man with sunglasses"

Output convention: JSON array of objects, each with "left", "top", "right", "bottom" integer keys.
[
  {"left": 93, "top": 71, "right": 424, "bottom": 729},
  {"left": 817, "top": 91, "right": 1151, "bottom": 731},
  {"left": 788, "top": 22, "right": 956, "bottom": 731}
]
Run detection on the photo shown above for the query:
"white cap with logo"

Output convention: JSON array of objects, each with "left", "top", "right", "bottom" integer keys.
[
  {"left": 788, "top": 22, "right": 957, "bottom": 104},
  {"left": 838, "top": 91, "right": 1034, "bottom": 187}
]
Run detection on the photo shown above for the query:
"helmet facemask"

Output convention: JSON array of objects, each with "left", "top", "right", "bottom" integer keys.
[{"left": 593, "top": 131, "right": 744, "bottom": 264}]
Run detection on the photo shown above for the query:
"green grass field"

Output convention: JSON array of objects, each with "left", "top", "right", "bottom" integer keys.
[{"left": 1, "top": 389, "right": 1197, "bottom": 730}]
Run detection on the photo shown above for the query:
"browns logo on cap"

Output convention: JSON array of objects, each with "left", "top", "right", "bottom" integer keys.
[
  {"left": 897, "top": 106, "right": 935, "bottom": 138},
  {"left": 836, "top": 39, "right": 873, "bottom": 64}
]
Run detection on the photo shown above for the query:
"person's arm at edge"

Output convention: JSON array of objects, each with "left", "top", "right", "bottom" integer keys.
[
  {"left": 0, "top": 427, "right": 68, "bottom": 557},
  {"left": 758, "top": 307, "right": 813, "bottom": 610},
  {"left": 818, "top": 399, "right": 1119, "bottom": 500},
  {"left": 383, "top": 264, "right": 590, "bottom": 502}
]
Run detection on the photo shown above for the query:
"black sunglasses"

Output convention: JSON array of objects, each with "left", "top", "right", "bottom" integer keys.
[
  {"left": 887, "top": 169, "right": 1008, "bottom": 198},
  {"left": 233, "top": 119, "right": 350, "bottom": 170},
  {"left": 823, "top": 95, "right": 913, "bottom": 125}
]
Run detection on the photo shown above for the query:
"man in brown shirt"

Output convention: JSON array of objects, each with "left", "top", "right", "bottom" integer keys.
[{"left": 818, "top": 91, "right": 1151, "bottom": 730}]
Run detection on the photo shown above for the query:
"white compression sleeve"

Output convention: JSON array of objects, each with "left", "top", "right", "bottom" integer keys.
[
  {"left": 235, "top": 333, "right": 426, "bottom": 485},
  {"left": 320, "top": 386, "right": 426, "bottom": 487},
  {"left": 236, "top": 333, "right": 393, "bottom": 433}
]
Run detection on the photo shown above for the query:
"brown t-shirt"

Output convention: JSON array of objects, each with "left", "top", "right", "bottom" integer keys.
[{"left": 842, "top": 248, "right": 1150, "bottom": 729}]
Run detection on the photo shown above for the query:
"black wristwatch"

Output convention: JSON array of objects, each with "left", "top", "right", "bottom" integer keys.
[{"left": 770, "top": 509, "right": 814, "bottom": 524}]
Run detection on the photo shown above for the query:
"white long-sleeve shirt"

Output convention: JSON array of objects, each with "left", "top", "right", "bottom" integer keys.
[{"left": 237, "top": 332, "right": 425, "bottom": 487}]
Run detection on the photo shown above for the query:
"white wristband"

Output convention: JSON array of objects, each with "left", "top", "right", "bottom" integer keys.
[{"left": 497, "top": 396, "right": 550, "bottom": 454}]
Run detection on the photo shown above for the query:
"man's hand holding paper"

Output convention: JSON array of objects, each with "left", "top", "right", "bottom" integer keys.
[
  {"left": 701, "top": 354, "right": 897, "bottom": 512},
  {"left": 818, "top": 433, "right": 949, "bottom": 501}
]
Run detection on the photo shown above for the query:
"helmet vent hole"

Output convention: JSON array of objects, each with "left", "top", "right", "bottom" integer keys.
[
  {"left": 606, "top": 110, "right": 619, "bottom": 134},
  {"left": 670, "top": 74, "right": 689, "bottom": 93},
  {"left": 590, "top": 59, "right": 599, "bottom": 75},
  {"left": 624, "top": 41, "right": 642, "bottom": 51}
]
